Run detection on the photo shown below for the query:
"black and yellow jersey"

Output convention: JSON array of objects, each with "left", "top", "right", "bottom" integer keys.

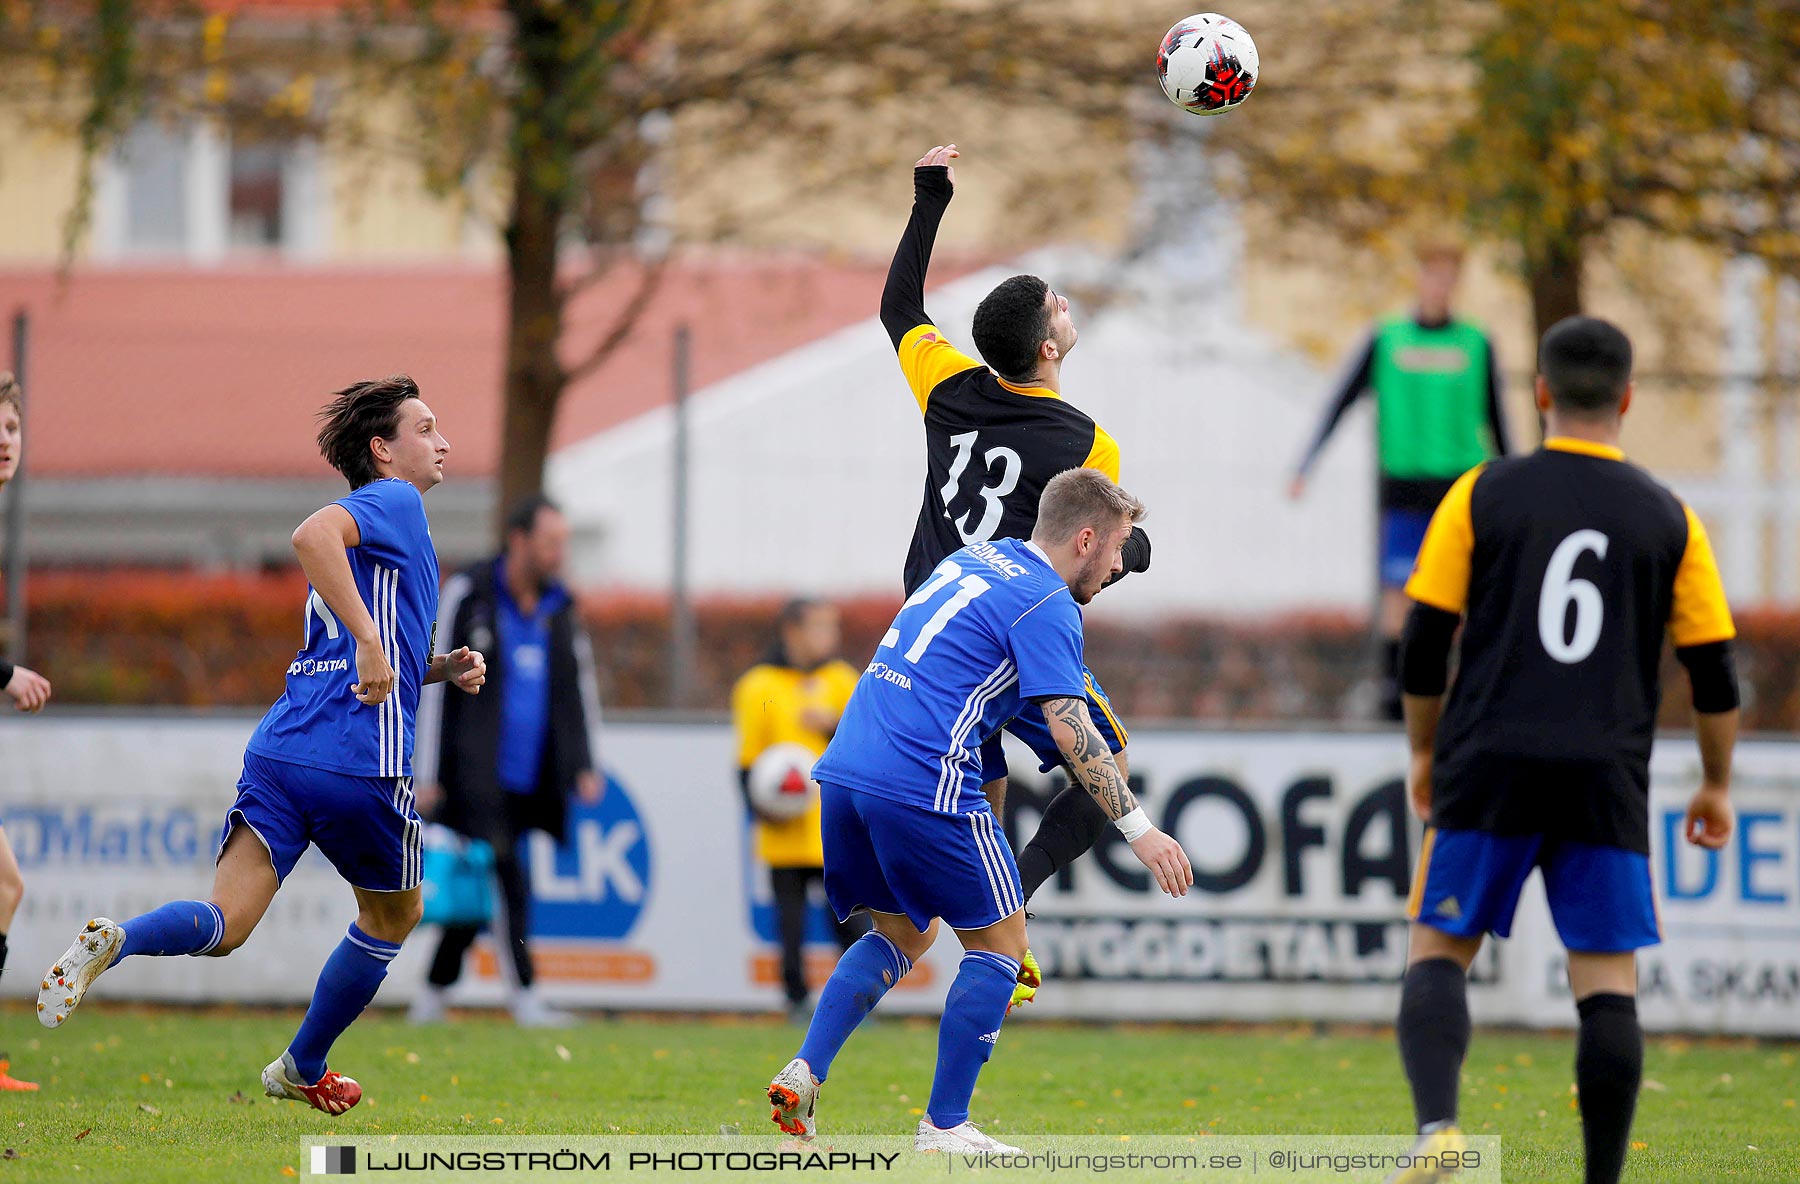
[
  {"left": 894, "top": 324, "right": 1119, "bottom": 593},
  {"left": 882, "top": 166, "right": 1119, "bottom": 595},
  {"left": 1405, "top": 437, "right": 1736, "bottom": 852}
]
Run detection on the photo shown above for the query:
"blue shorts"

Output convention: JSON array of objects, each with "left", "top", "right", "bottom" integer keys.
[
  {"left": 222, "top": 751, "right": 424, "bottom": 893},
  {"left": 1380, "top": 508, "right": 1435, "bottom": 588},
  {"left": 820, "top": 782, "right": 1023, "bottom": 933},
  {"left": 1407, "top": 828, "right": 1660, "bottom": 953},
  {"left": 982, "top": 667, "right": 1128, "bottom": 780}
]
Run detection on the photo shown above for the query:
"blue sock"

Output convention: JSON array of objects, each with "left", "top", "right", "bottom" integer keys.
[
  {"left": 118, "top": 901, "right": 225, "bottom": 959},
  {"left": 927, "top": 951, "right": 1020, "bottom": 1130},
  {"left": 795, "top": 932, "right": 912, "bottom": 1083},
  {"left": 287, "top": 924, "right": 401, "bottom": 1085}
]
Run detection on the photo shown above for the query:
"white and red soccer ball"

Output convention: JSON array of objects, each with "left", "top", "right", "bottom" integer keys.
[
  {"left": 1157, "top": 13, "right": 1259, "bottom": 116},
  {"left": 747, "top": 742, "right": 820, "bottom": 822}
]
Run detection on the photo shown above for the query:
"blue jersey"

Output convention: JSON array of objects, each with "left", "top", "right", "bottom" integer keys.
[
  {"left": 813, "top": 538, "right": 1088, "bottom": 814},
  {"left": 247, "top": 478, "right": 441, "bottom": 778}
]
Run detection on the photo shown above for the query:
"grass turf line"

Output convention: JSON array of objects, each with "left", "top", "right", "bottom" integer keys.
[{"left": 1, "top": 1006, "right": 1795, "bottom": 1182}]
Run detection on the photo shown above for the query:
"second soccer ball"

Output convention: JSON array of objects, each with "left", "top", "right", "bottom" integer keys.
[
  {"left": 1157, "top": 13, "right": 1259, "bottom": 116},
  {"left": 747, "top": 742, "right": 821, "bottom": 822}
]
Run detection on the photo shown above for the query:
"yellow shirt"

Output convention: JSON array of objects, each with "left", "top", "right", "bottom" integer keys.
[{"left": 731, "top": 659, "right": 859, "bottom": 868}]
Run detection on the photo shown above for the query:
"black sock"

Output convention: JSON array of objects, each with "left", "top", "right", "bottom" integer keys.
[
  {"left": 1380, "top": 639, "right": 1404, "bottom": 721},
  {"left": 1397, "top": 957, "right": 1470, "bottom": 1130},
  {"left": 0, "top": 930, "right": 8, "bottom": 980},
  {"left": 1576, "top": 993, "right": 1642, "bottom": 1184},
  {"left": 1018, "top": 784, "right": 1112, "bottom": 902}
]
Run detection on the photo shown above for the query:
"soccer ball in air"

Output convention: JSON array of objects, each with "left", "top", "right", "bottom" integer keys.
[
  {"left": 747, "top": 742, "right": 820, "bottom": 822},
  {"left": 1157, "top": 13, "right": 1258, "bottom": 115}
]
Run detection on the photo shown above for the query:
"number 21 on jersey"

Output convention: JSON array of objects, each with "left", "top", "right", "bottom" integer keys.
[{"left": 882, "top": 562, "right": 991, "bottom": 663}]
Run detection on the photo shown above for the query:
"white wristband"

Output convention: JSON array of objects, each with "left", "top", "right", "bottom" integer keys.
[{"left": 1115, "top": 806, "right": 1153, "bottom": 843}]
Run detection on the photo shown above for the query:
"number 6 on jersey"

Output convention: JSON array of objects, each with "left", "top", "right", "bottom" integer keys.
[{"left": 1539, "top": 529, "right": 1609, "bottom": 664}]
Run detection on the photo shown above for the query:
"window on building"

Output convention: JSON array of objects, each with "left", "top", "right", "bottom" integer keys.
[
  {"left": 228, "top": 139, "right": 286, "bottom": 249},
  {"left": 118, "top": 122, "right": 190, "bottom": 254},
  {"left": 105, "top": 120, "right": 322, "bottom": 260}
]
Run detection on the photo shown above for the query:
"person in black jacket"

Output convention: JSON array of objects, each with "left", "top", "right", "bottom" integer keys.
[
  {"left": 0, "top": 372, "right": 46, "bottom": 1091},
  {"left": 410, "top": 495, "right": 602, "bottom": 1027}
]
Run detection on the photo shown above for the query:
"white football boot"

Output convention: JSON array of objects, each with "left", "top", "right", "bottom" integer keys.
[
  {"left": 262, "top": 1051, "right": 363, "bottom": 1115},
  {"left": 407, "top": 985, "right": 447, "bottom": 1025},
  {"left": 915, "top": 1117, "right": 1022, "bottom": 1154},
  {"left": 767, "top": 1057, "right": 820, "bottom": 1141},
  {"left": 37, "top": 918, "right": 125, "bottom": 1029}
]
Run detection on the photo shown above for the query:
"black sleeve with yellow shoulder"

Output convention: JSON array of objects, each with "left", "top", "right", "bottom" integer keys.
[
  {"left": 1669, "top": 504, "right": 1740, "bottom": 712},
  {"left": 880, "top": 166, "right": 953, "bottom": 348},
  {"left": 1400, "top": 465, "right": 1483, "bottom": 696},
  {"left": 881, "top": 166, "right": 985, "bottom": 416}
]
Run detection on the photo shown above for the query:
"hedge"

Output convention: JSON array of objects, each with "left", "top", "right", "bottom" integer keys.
[{"left": 10, "top": 569, "right": 1796, "bottom": 730}]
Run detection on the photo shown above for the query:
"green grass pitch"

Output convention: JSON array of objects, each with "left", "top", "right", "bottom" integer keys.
[{"left": 2, "top": 1005, "right": 1795, "bottom": 1182}]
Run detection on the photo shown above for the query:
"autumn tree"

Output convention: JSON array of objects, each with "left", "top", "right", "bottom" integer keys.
[
  {"left": 1, "top": 0, "right": 1167, "bottom": 531},
  {"left": 1208, "top": 0, "right": 1800, "bottom": 340}
]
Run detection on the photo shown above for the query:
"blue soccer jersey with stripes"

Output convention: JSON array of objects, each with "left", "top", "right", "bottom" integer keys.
[
  {"left": 247, "top": 478, "right": 440, "bottom": 778},
  {"left": 814, "top": 538, "right": 1089, "bottom": 814}
]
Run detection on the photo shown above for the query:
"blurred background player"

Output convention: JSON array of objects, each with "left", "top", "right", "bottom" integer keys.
[
  {"left": 36, "top": 377, "right": 486, "bottom": 1115},
  {"left": 730, "top": 599, "right": 867, "bottom": 1022},
  {"left": 0, "top": 372, "right": 47, "bottom": 1092},
  {"left": 1290, "top": 243, "right": 1510, "bottom": 720},
  {"left": 880, "top": 144, "right": 1152, "bottom": 980},
  {"left": 1392, "top": 317, "right": 1738, "bottom": 1184},
  {"left": 412, "top": 494, "right": 602, "bottom": 1029},
  {"left": 766, "top": 469, "right": 1190, "bottom": 1154}
]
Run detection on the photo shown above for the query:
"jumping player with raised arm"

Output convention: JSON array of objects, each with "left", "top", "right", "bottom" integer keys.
[
  {"left": 765, "top": 469, "right": 1190, "bottom": 1154},
  {"left": 37, "top": 377, "right": 486, "bottom": 1116},
  {"left": 1389, "top": 317, "right": 1738, "bottom": 1184},
  {"left": 881, "top": 145, "right": 1152, "bottom": 1004}
]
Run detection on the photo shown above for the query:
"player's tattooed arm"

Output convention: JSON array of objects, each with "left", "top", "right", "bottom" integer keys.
[
  {"left": 1041, "top": 695, "right": 1137, "bottom": 821},
  {"left": 1041, "top": 694, "right": 1194, "bottom": 898}
]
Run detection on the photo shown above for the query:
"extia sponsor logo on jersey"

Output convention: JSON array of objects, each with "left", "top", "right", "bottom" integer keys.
[
  {"left": 287, "top": 657, "right": 352, "bottom": 677},
  {"left": 865, "top": 660, "right": 914, "bottom": 691}
]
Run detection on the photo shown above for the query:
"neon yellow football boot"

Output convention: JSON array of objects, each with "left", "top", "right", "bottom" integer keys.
[{"left": 1007, "top": 948, "right": 1042, "bottom": 1016}]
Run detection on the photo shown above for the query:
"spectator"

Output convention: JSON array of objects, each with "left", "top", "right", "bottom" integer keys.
[
  {"left": 0, "top": 371, "right": 46, "bottom": 1091},
  {"left": 732, "top": 600, "right": 867, "bottom": 1021},
  {"left": 1290, "top": 244, "right": 1509, "bottom": 720},
  {"left": 411, "top": 495, "right": 602, "bottom": 1027}
]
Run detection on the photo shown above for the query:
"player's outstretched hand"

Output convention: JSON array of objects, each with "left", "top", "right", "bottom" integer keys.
[
  {"left": 915, "top": 143, "right": 958, "bottom": 184},
  {"left": 446, "top": 646, "right": 487, "bottom": 694},
  {"left": 352, "top": 634, "right": 397, "bottom": 705},
  {"left": 1128, "top": 826, "right": 1193, "bottom": 897},
  {"left": 1682, "top": 783, "right": 1733, "bottom": 850},
  {"left": 3, "top": 664, "right": 51, "bottom": 712}
]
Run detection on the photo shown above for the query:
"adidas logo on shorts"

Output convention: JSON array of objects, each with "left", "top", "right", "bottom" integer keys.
[{"left": 1435, "top": 896, "right": 1462, "bottom": 920}]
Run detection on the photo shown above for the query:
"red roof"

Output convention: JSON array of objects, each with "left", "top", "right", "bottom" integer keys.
[{"left": 0, "top": 257, "right": 963, "bottom": 480}]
